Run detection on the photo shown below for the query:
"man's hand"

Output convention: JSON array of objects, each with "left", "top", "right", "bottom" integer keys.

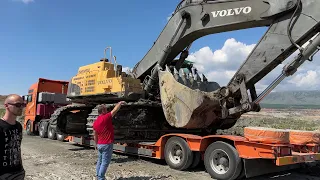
[
  {"left": 118, "top": 101, "right": 126, "bottom": 106},
  {"left": 111, "top": 101, "right": 126, "bottom": 117}
]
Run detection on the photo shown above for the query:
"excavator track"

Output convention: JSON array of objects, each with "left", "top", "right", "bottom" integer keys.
[
  {"left": 86, "top": 99, "right": 205, "bottom": 142},
  {"left": 49, "top": 99, "right": 205, "bottom": 141},
  {"left": 49, "top": 104, "right": 95, "bottom": 135}
]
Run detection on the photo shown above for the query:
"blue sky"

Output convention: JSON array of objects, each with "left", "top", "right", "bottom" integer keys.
[{"left": 1, "top": 0, "right": 316, "bottom": 96}]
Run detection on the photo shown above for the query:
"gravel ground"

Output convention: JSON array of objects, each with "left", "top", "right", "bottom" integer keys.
[
  {"left": 22, "top": 132, "right": 210, "bottom": 180},
  {"left": 21, "top": 131, "right": 320, "bottom": 180}
]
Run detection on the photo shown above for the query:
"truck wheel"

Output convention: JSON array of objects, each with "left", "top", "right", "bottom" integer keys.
[
  {"left": 26, "top": 121, "right": 33, "bottom": 135},
  {"left": 48, "top": 126, "right": 57, "bottom": 140},
  {"left": 204, "top": 141, "right": 243, "bottom": 180},
  {"left": 56, "top": 134, "right": 65, "bottom": 142},
  {"left": 39, "top": 122, "right": 48, "bottom": 138},
  {"left": 164, "top": 136, "right": 193, "bottom": 171}
]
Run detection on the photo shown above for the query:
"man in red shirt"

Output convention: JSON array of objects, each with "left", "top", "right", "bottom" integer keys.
[{"left": 93, "top": 101, "right": 125, "bottom": 180}]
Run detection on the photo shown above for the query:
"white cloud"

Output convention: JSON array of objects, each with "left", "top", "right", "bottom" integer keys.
[
  {"left": 120, "top": 36, "right": 320, "bottom": 93},
  {"left": 186, "top": 37, "right": 320, "bottom": 93},
  {"left": 189, "top": 39, "right": 256, "bottom": 73},
  {"left": 187, "top": 38, "right": 256, "bottom": 82},
  {"left": 122, "top": 66, "right": 133, "bottom": 74},
  {"left": 288, "top": 70, "right": 319, "bottom": 87}
]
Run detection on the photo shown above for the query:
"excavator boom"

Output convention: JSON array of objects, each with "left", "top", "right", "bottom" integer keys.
[{"left": 132, "top": 0, "right": 320, "bottom": 129}]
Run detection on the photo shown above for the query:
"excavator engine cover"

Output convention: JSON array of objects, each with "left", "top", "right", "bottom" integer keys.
[{"left": 158, "top": 66, "right": 222, "bottom": 129}]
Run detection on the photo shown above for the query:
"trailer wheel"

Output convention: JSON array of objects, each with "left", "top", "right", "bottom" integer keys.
[
  {"left": 56, "top": 134, "right": 65, "bottom": 142},
  {"left": 39, "top": 121, "right": 48, "bottom": 138},
  {"left": 204, "top": 141, "right": 243, "bottom": 180},
  {"left": 48, "top": 126, "right": 57, "bottom": 140},
  {"left": 26, "top": 121, "right": 33, "bottom": 135},
  {"left": 164, "top": 136, "right": 193, "bottom": 171}
]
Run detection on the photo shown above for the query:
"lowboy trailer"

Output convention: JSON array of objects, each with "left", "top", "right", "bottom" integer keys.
[{"left": 62, "top": 131, "right": 320, "bottom": 180}]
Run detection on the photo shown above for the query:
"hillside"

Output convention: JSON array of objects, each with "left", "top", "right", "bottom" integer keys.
[
  {"left": 0, "top": 95, "right": 7, "bottom": 102},
  {"left": 0, "top": 95, "right": 6, "bottom": 109},
  {"left": 261, "top": 90, "right": 320, "bottom": 106}
]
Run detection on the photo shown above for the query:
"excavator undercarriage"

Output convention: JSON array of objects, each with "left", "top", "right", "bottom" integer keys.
[{"left": 49, "top": 0, "right": 320, "bottom": 141}]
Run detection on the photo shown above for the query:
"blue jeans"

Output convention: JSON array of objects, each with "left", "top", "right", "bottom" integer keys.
[{"left": 96, "top": 143, "right": 113, "bottom": 180}]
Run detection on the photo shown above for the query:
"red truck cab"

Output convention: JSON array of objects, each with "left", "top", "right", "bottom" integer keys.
[{"left": 23, "top": 78, "right": 70, "bottom": 135}]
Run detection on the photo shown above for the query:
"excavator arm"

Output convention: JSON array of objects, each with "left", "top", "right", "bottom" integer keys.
[{"left": 132, "top": 0, "right": 320, "bottom": 130}]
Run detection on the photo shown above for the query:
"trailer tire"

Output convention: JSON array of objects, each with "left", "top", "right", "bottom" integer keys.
[
  {"left": 204, "top": 141, "right": 243, "bottom": 180},
  {"left": 39, "top": 121, "right": 48, "bottom": 138},
  {"left": 48, "top": 126, "right": 57, "bottom": 140},
  {"left": 56, "top": 134, "right": 65, "bottom": 142},
  {"left": 164, "top": 136, "right": 193, "bottom": 171},
  {"left": 26, "top": 121, "right": 33, "bottom": 135}
]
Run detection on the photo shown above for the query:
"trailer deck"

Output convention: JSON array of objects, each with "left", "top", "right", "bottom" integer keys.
[{"left": 64, "top": 133, "right": 320, "bottom": 180}]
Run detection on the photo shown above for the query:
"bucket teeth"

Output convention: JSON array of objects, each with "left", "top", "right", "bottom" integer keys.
[
  {"left": 195, "top": 73, "right": 201, "bottom": 81},
  {"left": 167, "top": 66, "right": 213, "bottom": 91},
  {"left": 189, "top": 72, "right": 194, "bottom": 79},
  {"left": 189, "top": 73, "right": 194, "bottom": 86},
  {"left": 202, "top": 74, "right": 208, "bottom": 82},
  {"left": 179, "top": 69, "right": 189, "bottom": 86},
  {"left": 192, "top": 67, "right": 197, "bottom": 74},
  {"left": 180, "top": 69, "right": 186, "bottom": 78},
  {"left": 174, "top": 68, "right": 180, "bottom": 80},
  {"left": 165, "top": 65, "right": 171, "bottom": 72},
  {"left": 174, "top": 68, "right": 179, "bottom": 75}
]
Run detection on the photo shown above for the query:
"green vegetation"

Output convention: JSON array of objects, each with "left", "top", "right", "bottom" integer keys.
[
  {"left": 242, "top": 117, "right": 320, "bottom": 131},
  {"left": 0, "top": 109, "right": 4, "bottom": 117}
]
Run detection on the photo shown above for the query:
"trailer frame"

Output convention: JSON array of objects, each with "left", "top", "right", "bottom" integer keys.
[{"left": 62, "top": 133, "right": 320, "bottom": 180}]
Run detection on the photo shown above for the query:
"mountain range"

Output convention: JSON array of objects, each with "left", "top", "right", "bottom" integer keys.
[{"left": 261, "top": 90, "right": 320, "bottom": 105}]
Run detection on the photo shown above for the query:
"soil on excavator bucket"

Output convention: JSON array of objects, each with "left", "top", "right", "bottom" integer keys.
[{"left": 157, "top": 66, "right": 231, "bottom": 129}]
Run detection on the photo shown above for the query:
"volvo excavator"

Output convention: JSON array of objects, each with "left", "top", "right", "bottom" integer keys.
[{"left": 46, "top": 0, "right": 320, "bottom": 142}]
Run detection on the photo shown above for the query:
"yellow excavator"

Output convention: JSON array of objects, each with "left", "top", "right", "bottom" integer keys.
[{"left": 44, "top": 0, "right": 320, "bottom": 141}]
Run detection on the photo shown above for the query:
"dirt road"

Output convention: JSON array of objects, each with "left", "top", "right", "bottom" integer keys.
[{"left": 21, "top": 132, "right": 320, "bottom": 180}]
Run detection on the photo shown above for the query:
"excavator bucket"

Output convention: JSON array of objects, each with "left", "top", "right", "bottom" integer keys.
[{"left": 158, "top": 65, "right": 222, "bottom": 129}]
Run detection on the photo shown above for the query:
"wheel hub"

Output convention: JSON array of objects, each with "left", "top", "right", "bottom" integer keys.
[
  {"left": 176, "top": 149, "right": 182, "bottom": 156},
  {"left": 169, "top": 144, "right": 183, "bottom": 164},
  {"left": 219, "top": 157, "right": 229, "bottom": 167},
  {"left": 211, "top": 149, "right": 230, "bottom": 174}
]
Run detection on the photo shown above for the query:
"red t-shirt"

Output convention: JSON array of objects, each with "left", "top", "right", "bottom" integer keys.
[{"left": 93, "top": 112, "right": 114, "bottom": 144}]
